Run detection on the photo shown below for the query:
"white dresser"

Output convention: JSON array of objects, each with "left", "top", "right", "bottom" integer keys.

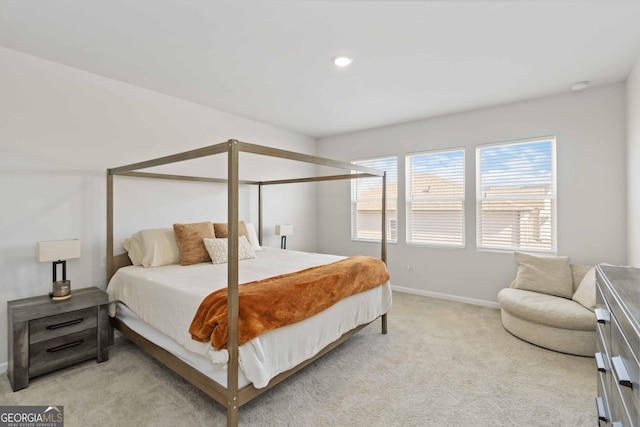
[{"left": 595, "top": 265, "right": 640, "bottom": 427}]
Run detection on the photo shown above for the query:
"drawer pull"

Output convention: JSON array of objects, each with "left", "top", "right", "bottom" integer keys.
[
  {"left": 46, "top": 340, "right": 84, "bottom": 353},
  {"left": 46, "top": 318, "right": 84, "bottom": 330},
  {"left": 595, "top": 396, "right": 607, "bottom": 422},
  {"left": 611, "top": 356, "right": 633, "bottom": 388},
  {"left": 595, "top": 352, "right": 606, "bottom": 373},
  {"left": 595, "top": 308, "right": 609, "bottom": 324}
]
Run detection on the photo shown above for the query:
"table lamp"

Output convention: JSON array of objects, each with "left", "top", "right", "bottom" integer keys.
[
  {"left": 275, "top": 224, "right": 293, "bottom": 249},
  {"left": 37, "top": 239, "right": 81, "bottom": 301}
]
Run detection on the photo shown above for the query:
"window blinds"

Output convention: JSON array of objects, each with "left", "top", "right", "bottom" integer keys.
[
  {"left": 406, "top": 149, "right": 465, "bottom": 247},
  {"left": 351, "top": 156, "right": 397, "bottom": 242},
  {"left": 476, "top": 137, "right": 556, "bottom": 253}
]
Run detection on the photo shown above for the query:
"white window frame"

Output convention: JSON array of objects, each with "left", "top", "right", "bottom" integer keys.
[
  {"left": 405, "top": 147, "right": 465, "bottom": 248},
  {"left": 351, "top": 155, "right": 398, "bottom": 243},
  {"left": 476, "top": 136, "right": 557, "bottom": 254}
]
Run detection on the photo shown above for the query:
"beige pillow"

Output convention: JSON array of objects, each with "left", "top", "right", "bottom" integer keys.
[
  {"left": 213, "top": 221, "right": 250, "bottom": 241},
  {"left": 127, "top": 228, "right": 181, "bottom": 267},
  {"left": 572, "top": 267, "right": 596, "bottom": 311},
  {"left": 122, "top": 235, "right": 143, "bottom": 266},
  {"left": 173, "top": 222, "right": 215, "bottom": 266},
  {"left": 203, "top": 236, "right": 256, "bottom": 265},
  {"left": 140, "top": 228, "right": 181, "bottom": 267},
  {"left": 513, "top": 252, "right": 573, "bottom": 299}
]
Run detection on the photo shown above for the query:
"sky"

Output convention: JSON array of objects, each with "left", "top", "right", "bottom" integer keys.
[
  {"left": 353, "top": 138, "right": 554, "bottom": 197},
  {"left": 479, "top": 139, "right": 553, "bottom": 190}
]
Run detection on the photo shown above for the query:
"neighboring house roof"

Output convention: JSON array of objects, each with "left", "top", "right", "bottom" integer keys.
[
  {"left": 356, "top": 180, "right": 397, "bottom": 211},
  {"left": 410, "top": 172, "right": 463, "bottom": 198},
  {"left": 481, "top": 184, "right": 552, "bottom": 212},
  {"left": 356, "top": 173, "right": 551, "bottom": 212}
]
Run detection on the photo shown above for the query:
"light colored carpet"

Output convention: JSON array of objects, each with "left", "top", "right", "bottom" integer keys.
[{"left": 1, "top": 292, "right": 596, "bottom": 426}]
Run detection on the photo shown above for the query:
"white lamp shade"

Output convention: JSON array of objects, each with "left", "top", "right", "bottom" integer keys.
[
  {"left": 275, "top": 224, "right": 293, "bottom": 236},
  {"left": 37, "top": 239, "right": 81, "bottom": 262}
]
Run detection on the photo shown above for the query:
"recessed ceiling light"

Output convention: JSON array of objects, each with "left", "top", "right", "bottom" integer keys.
[
  {"left": 333, "top": 56, "right": 353, "bottom": 67},
  {"left": 570, "top": 81, "right": 589, "bottom": 91}
]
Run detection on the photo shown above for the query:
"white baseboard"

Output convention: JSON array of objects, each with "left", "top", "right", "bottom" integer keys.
[
  {"left": 0, "top": 361, "right": 7, "bottom": 374},
  {"left": 392, "top": 285, "right": 500, "bottom": 309}
]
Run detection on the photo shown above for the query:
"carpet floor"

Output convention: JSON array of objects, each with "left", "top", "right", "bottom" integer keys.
[{"left": 0, "top": 291, "right": 596, "bottom": 426}]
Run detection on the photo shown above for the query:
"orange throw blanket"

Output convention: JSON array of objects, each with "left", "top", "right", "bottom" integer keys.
[{"left": 189, "top": 256, "right": 390, "bottom": 350}]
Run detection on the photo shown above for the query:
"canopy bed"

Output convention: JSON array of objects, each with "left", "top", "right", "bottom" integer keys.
[{"left": 106, "top": 139, "right": 390, "bottom": 426}]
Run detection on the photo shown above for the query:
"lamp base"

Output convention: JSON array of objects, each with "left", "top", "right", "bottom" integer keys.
[{"left": 51, "top": 280, "right": 71, "bottom": 301}]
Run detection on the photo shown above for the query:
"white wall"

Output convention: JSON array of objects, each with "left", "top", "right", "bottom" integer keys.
[
  {"left": 628, "top": 56, "right": 640, "bottom": 267},
  {"left": 318, "top": 84, "right": 627, "bottom": 305},
  {"left": 0, "top": 47, "right": 317, "bottom": 368}
]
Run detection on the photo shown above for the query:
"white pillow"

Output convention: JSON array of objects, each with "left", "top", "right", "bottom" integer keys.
[
  {"left": 203, "top": 236, "right": 256, "bottom": 265},
  {"left": 138, "top": 228, "right": 181, "bottom": 267},
  {"left": 244, "top": 222, "right": 263, "bottom": 251},
  {"left": 572, "top": 267, "right": 596, "bottom": 311},
  {"left": 122, "top": 235, "right": 143, "bottom": 266}
]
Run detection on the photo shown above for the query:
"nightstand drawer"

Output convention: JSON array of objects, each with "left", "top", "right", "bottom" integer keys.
[
  {"left": 29, "top": 328, "right": 98, "bottom": 378},
  {"left": 30, "top": 307, "right": 97, "bottom": 344}
]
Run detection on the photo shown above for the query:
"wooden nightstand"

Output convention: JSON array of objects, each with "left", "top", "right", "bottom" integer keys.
[{"left": 7, "top": 286, "right": 109, "bottom": 391}]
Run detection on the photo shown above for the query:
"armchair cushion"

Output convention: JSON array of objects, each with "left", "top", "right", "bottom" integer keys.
[
  {"left": 572, "top": 267, "right": 596, "bottom": 311},
  {"left": 498, "top": 288, "right": 595, "bottom": 331},
  {"left": 513, "top": 252, "right": 573, "bottom": 299}
]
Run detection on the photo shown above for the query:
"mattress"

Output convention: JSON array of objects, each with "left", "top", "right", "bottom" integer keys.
[{"left": 106, "top": 247, "right": 392, "bottom": 388}]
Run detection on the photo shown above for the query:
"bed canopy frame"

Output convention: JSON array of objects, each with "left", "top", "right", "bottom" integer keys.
[{"left": 106, "top": 139, "right": 388, "bottom": 426}]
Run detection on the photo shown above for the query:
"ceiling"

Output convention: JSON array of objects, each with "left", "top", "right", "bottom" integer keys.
[{"left": 2, "top": 1, "right": 640, "bottom": 138}]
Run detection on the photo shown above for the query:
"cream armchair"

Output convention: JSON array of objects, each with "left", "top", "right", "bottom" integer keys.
[{"left": 497, "top": 252, "right": 596, "bottom": 357}]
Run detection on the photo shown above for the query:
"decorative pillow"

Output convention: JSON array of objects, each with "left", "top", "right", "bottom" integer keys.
[
  {"left": 203, "top": 236, "right": 256, "bottom": 265},
  {"left": 244, "top": 222, "right": 263, "bottom": 251},
  {"left": 122, "top": 235, "right": 143, "bottom": 266},
  {"left": 513, "top": 252, "right": 573, "bottom": 299},
  {"left": 572, "top": 267, "right": 596, "bottom": 311},
  {"left": 213, "top": 221, "right": 250, "bottom": 241},
  {"left": 173, "top": 222, "right": 216, "bottom": 266}
]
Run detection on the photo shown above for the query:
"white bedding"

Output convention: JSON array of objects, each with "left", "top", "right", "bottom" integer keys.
[{"left": 106, "top": 247, "right": 392, "bottom": 388}]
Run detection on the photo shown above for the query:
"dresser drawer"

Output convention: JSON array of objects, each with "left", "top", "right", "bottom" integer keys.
[
  {"left": 609, "top": 293, "right": 640, "bottom": 366},
  {"left": 610, "top": 378, "right": 634, "bottom": 427},
  {"left": 29, "top": 328, "right": 98, "bottom": 378},
  {"left": 596, "top": 283, "right": 612, "bottom": 352},
  {"left": 30, "top": 307, "right": 97, "bottom": 344},
  {"left": 597, "top": 370, "right": 612, "bottom": 426},
  {"left": 611, "top": 315, "right": 640, "bottom": 425}
]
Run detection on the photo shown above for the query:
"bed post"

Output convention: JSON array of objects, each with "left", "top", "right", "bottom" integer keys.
[
  {"left": 381, "top": 171, "right": 387, "bottom": 264},
  {"left": 227, "top": 140, "right": 240, "bottom": 426},
  {"left": 381, "top": 171, "right": 388, "bottom": 335},
  {"left": 107, "top": 170, "right": 115, "bottom": 344},
  {"left": 107, "top": 171, "right": 114, "bottom": 281},
  {"left": 258, "top": 183, "right": 263, "bottom": 246}
]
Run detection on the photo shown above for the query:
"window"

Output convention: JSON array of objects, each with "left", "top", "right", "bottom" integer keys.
[
  {"left": 476, "top": 137, "right": 556, "bottom": 253},
  {"left": 406, "top": 148, "right": 465, "bottom": 247},
  {"left": 351, "top": 156, "right": 397, "bottom": 242},
  {"left": 388, "top": 218, "right": 398, "bottom": 241}
]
